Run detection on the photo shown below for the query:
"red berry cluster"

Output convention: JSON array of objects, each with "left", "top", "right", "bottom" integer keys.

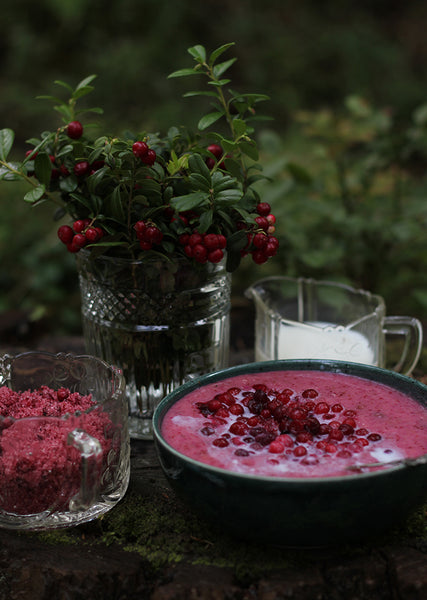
[
  {"left": 196, "top": 383, "right": 383, "bottom": 465},
  {"left": 132, "top": 141, "right": 157, "bottom": 166},
  {"left": 57, "top": 220, "right": 104, "bottom": 253},
  {"left": 241, "top": 202, "right": 279, "bottom": 264},
  {"left": 134, "top": 220, "right": 163, "bottom": 250},
  {"left": 179, "top": 232, "right": 227, "bottom": 264}
]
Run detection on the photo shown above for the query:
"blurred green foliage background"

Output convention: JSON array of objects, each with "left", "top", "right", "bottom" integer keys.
[{"left": 1, "top": 0, "right": 427, "bottom": 367}]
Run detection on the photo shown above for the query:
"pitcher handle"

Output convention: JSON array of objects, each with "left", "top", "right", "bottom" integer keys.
[
  {"left": 67, "top": 429, "right": 103, "bottom": 511},
  {"left": 383, "top": 316, "right": 423, "bottom": 376}
]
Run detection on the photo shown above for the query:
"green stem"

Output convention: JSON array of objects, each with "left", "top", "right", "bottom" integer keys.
[{"left": 0, "top": 159, "right": 64, "bottom": 208}]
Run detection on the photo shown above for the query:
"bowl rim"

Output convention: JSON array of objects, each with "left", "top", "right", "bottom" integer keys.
[{"left": 153, "top": 359, "right": 427, "bottom": 485}]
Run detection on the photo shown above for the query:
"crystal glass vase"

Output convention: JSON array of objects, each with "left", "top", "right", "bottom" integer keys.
[{"left": 76, "top": 250, "right": 231, "bottom": 439}]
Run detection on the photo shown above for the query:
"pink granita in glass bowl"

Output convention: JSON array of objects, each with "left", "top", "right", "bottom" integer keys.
[
  {"left": 0, "top": 351, "right": 130, "bottom": 530},
  {"left": 153, "top": 359, "right": 427, "bottom": 547}
]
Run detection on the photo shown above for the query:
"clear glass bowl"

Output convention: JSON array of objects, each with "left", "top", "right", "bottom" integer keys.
[{"left": 0, "top": 351, "right": 130, "bottom": 530}]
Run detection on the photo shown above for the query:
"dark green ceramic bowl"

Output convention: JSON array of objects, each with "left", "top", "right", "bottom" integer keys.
[{"left": 152, "top": 360, "right": 427, "bottom": 547}]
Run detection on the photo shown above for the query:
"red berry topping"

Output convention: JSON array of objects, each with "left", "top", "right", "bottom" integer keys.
[{"left": 67, "top": 121, "right": 83, "bottom": 140}]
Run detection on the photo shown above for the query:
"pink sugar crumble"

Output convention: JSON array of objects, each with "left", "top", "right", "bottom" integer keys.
[{"left": 0, "top": 385, "right": 113, "bottom": 515}]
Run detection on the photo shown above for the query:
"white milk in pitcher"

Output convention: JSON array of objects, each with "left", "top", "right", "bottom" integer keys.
[{"left": 255, "top": 321, "right": 376, "bottom": 365}]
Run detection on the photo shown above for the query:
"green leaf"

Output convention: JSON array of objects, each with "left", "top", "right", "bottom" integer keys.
[
  {"left": 207, "top": 79, "right": 231, "bottom": 87},
  {"left": 168, "top": 68, "right": 200, "bottom": 79},
  {"left": 86, "top": 167, "right": 108, "bottom": 193},
  {"left": 222, "top": 158, "right": 243, "bottom": 181},
  {"left": 54, "top": 104, "right": 73, "bottom": 121},
  {"left": 188, "top": 153, "right": 211, "bottom": 179},
  {"left": 212, "top": 172, "right": 238, "bottom": 193},
  {"left": 108, "top": 187, "right": 126, "bottom": 221},
  {"left": 75, "top": 74, "right": 97, "bottom": 91},
  {"left": 232, "top": 119, "right": 247, "bottom": 138},
  {"left": 34, "top": 152, "right": 52, "bottom": 187},
  {"left": 198, "top": 112, "right": 223, "bottom": 131},
  {"left": 56, "top": 144, "right": 74, "bottom": 158},
  {"left": 0, "top": 163, "right": 22, "bottom": 181},
  {"left": 54, "top": 79, "right": 73, "bottom": 93},
  {"left": 188, "top": 45, "right": 206, "bottom": 63},
  {"left": 24, "top": 185, "right": 45, "bottom": 203},
  {"left": 170, "top": 191, "right": 209, "bottom": 212},
  {"left": 213, "top": 58, "right": 237, "bottom": 78},
  {"left": 182, "top": 90, "right": 218, "bottom": 98},
  {"left": 0, "top": 129, "right": 14, "bottom": 161},
  {"left": 209, "top": 43, "right": 235, "bottom": 66},
  {"left": 198, "top": 209, "right": 213, "bottom": 233},
  {"left": 36, "top": 95, "right": 66, "bottom": 104},
  {"left": 72, "top": 86, "right": 95, "bottom": 100},
  {"left": 59, "top": 175, "right": 78, "bottom": 193},
  {"left": 215, "top": 189, "right": 243, "bottom": 204},
  {"left": 227, "top": 229, "right": 249, "bottom": 251},
  {"left": 189, "top": 172, "right": 212, "bottom": 192},
  {"left": 239, "top": 140, "right": 259, "bottom": 160},
  {"left": 226, "top": 249, "right": 242, "bottom": 273}
]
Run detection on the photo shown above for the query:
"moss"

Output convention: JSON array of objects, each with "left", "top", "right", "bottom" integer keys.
[{"left": 27, "top": 490, "right": 427, "bottom": 581}]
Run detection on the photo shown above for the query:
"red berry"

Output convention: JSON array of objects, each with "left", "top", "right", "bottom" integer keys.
[
  {"left": 268, "top": 440, "right": 285, "bottom": 454},
  {"left": 74, "top": 161, "right": 90, "bottom": 177},
  {"left": 189, "top": 233, "right": 203, "bottom": 247},
  {"left": 73, "top": 220, "right": 86, "bottom": 233},
  {"left": 141, "top": 149, "right": 156, "bottom": 166},
  {"left": 266, "top": 213, "right": 276, "bottom": 225},
  {"left": 139, "top": 240, "right": 152, "bottom": 250},
  {"left": 253, "top": 232, "right": 268, "bottom": 249},
  {"left": 134, "top": 220, "right": 147, "bottom": 235},
  {"left": 212, "top": 438, "right": 229, "bottom": 448},
  {"left": 72, "top": 233, "right": 87, "bottom": 249},
  {"left": 255, "top": 216, "right": 269, "bottom": 231},
  {"left": 314, "top": 402, "right": 330, "bottom": 414},
  {"left": 208, "top": 249, "right": 224, "bottom": 263},
  {"left": 67, "top": 121, "right": 83, "bottom": 140},
  {"left": 25, "top": 149, "right": 38, "bottom": 160},
  {"left": 302, "top": 389, "right": 318, "bottom": 399},
  {"left": 57, "top": 225, "right": 74, "bottom": 244},
  {"left": 85, "top": 227, "right": 100, "bottom": 243},
  {"left": 132, "top": 141, "right": 149, "bottom": 158},
  {"left": 203, "top": 233, "right": 219, "bottom": 251},
  {"left": 193, "top": 244, "right": 208, "bottom": 263},
  {"left": 217, "top": 234, "right": 227, "bottom": 249},
  {"left": 184, "top": 245, "right": 193, "bottom": 258},
  {"left": 207, "top": 144, "right": 223, "bottom": 159},
  {"left": 145, "top": 226, "right": 163, "bottom": 245},
  {"left": 293, "top": 446, "right": 307, "bottom": 457},
  {"left": 251, "top": 249, "right": 268, "bottom": 264},
  {"left": 256, "top": 202, "right": 271, "bottom": 216}
]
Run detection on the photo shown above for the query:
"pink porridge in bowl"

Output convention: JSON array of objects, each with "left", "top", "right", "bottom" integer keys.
[
  {"left": 161, "top": 369, "right": 427, "bottom": 478},
  {"left": 154, "top": 360, "right": 427, "bottom": 545}
]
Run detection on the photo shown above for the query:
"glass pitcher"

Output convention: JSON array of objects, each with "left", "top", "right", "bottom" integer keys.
[{"left": 245, "top": 276, "right": 423, "bottom": 375}]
